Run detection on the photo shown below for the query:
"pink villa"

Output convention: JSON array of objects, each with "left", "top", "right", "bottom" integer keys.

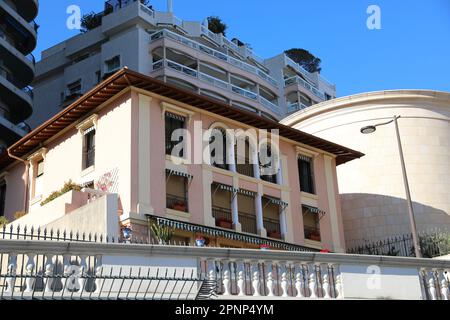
[{"left": 0, "top": 69, "right": 363, "bottom": 252}]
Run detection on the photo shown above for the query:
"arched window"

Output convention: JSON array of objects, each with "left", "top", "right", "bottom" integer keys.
[
  {"left": 259, "top": 142, "right": 279, "bottom": 184},
  {"left": 235, "top": 137, "right": 254, "bottom": 177},
  {"left": 209, "top": 127, "right": 228, "bottom": 170}
]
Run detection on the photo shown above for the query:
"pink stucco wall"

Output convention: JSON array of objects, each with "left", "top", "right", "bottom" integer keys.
[{"left": 1, "top": 89, "right": 345, "bottom": 250}]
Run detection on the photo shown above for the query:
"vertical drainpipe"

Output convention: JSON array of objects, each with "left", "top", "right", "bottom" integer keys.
[{"left": 7, "top": 149, "right": 30, "bottom": 213}]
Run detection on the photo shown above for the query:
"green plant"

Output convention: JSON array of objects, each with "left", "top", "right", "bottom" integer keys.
[
  {"left": 150, "top": 222, "right": 174, "bottom": 244},
  {"left": 13, "top": 211, "right": 27, "bottom": 220},
  {"left": 285, "top": 48, "right": 322, "bottom": 73},
  {"left": 80, "top": 12, "right": 103, "bottom": 33},
  {"left": 0, "top": 216, "right": 9, "bottom": 228},
  {"left": 41, "top": 180, "right": 82, "bottom": 206},
  {"left": 207, "top": 16, "right": 227, "bottom": 36}
]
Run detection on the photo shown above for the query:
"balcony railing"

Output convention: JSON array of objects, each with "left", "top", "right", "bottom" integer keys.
[
  {"left": 166, "top": 194, "right": 188, "bottom": 213},
  {"left": 238, "top": 212, "right": 257, "bottom": 235},
  {"left": 153, "top": 59, "right": 280, "bottom": 115},
  {"left": 285, "top": 76, "right": 326, "bottom": 100},
  {"left": 0, "top": 238, "right": 448, "bottom": 300},
  {"left": 264, "top": 217, "right": 281, "bottom": 239},
  {"left": 259, "top": 96, "right": 279, "bottom": 114},
  {"left": 287, "top": 102, "right": 309, "bottom": 114},
  {"left": 235, "top": 163, "right": 254, "bottom": 177},
  {"left": 212, "top": 206, "right": 233, "bottom": 229},
  {"left": 150, "top": 29, "right": 278, "bottom": 88},
  {"left": 304, "top": 226, "right": 321, "bottom": 242}
]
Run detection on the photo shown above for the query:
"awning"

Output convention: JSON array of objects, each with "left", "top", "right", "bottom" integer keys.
[
  {"left": 212, "top": 182, "right": 235, "bottom": 193},
  {"left": 146, "top": 214, "right": 317, "bottom": 252},
  {"left": 165, "top": 111, "right": 186, "bottom": 121},
  {"left": 302, "top": 204, "right": 326, "bottom": 220},
  {"left": 298, "top": 154, "right": 313, "bottom": 162},
  {"left": 237, "top": 189, "right": 255, "bottom": 197},
  {"left": 264, "top": 196, "right": 288, "bottom": 209},
  {"left": 166, "top": 168, "right": 193, "bottom": 180},
  {"left": 83, "top": 126, "right": 96, "bottom": 135}
]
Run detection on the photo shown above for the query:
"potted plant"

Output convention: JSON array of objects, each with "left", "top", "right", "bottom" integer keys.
[
  {"left": 260, "top": 244, "right": 270, "bottom": 250},
  {"left": 320, "top": 248, "right": 331, "bottom": 253},
  {"left": 172, "top": 200, "right": 187, "bottom": 212},
  {"left": 268, "top": 231, "right": 282, "bottom": 239},
  {"left": 150, "top": 223, "right": 174, "bottom": 245},
  {"left": 310, "top": 232, "right": 321, "bottom": 242},
  {"left": 217, "top": 218, "right": 232, "bottom": 229},
  {"left": 195, "top": 236, "right": 206, "bottom": 247}
]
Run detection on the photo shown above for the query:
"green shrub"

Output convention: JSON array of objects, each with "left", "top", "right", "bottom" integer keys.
[
  {"left": 150, "top": 222, "right": 174, "bottom": 244},
  {"left": 13, "top": 211, "right": 27, "bottom": 220},
  {"left": 41, "top": 180, "right": 82, "bottom": 206},
  {"left": 0, "top": 216, "right": 9, "bottom": 227}
]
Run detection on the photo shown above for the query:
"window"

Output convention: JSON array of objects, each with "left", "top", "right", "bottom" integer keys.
[
  {"left": 34, "top": 159, "right": 44, "bottom": 198},
  {"left": 209, "top": 128, "right": 228, "bottom": 170},
  {"left": 165, "top": 112, "right": 186, "bottom": 157},
  {"left": 105, "top": 56, "right": 121, "bottom": 73},
  {"left": 95, "top": 70, "right": 101, "bottom": 84},
  {"left": 166, "top": 171, "right": 188, "bottom": 212},
  {"left": 298, "top": 155, "right": 315, "bottom": 194},
  {"left": 67, "top": 80, "right": 82, "bottom": 97},
  {"left": 0, "top": 180, "right": 6, "bottom": 217},
  {"left": 235, "top": 138, "right": 254, "bottom": 177},
  {"left": 302, "top": 205, "right": 321, "bottom": 242},
  {"left": 260, "top": 144, "right": 278, "bottom": 184},
  {"left": 83, "top": 128, "right": 96, "bottom": 169}
]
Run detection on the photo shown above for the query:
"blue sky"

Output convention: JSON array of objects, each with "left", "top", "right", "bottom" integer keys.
[{"left": 34, "top": 0, "right": 450, "bottom": 97}]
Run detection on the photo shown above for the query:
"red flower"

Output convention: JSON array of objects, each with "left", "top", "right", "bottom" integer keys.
[{"left": 320, "top": 248, "right": 331, "bottom": 253}]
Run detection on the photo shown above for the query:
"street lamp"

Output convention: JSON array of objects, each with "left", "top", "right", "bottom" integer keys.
[{"left": 360, "top": 115, "right": 422, "bottom": 258}]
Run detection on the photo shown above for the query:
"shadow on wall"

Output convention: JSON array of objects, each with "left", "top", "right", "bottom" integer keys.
[{"left": 341, "top": 193, "right": 450, "bottom": 248}]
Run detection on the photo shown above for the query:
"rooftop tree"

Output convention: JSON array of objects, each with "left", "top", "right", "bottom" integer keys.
[
  {"left": 285, "top": 48, "right": 322, "bottom": 73},
  {"left": 207, "top": 16, "right": 228, "bottom": 36}
]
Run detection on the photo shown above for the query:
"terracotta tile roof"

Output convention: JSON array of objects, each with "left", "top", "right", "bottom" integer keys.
[{"left": 1, "top": 68, "right": 364, "bottom": 169}]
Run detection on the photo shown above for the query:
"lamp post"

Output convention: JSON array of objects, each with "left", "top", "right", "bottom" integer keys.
[{"left": 360, "top": 116, "right": 422, "bottom": 258}]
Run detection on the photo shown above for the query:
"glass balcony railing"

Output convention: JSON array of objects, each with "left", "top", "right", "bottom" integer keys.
[
  {"left": 153, "top": 59, "right": 281, "bottom": 115},
  {"left": 150, "top": 29, "right": 278, "bottom": 88},
  {"left": 287, "top": 102, "right": 309, "bottom": 114},
  {"left": 285, "top": 76, "right": 326, "bottom": 100}
]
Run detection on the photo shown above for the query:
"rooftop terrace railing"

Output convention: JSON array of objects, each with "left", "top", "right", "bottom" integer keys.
[
  {"left": 285, "top": 75, "right": 326, "bottom": 100},
  {"left": 150, "top": 29, "right": 279, "bottom": 88},
  {"left": 153, "top": 59, "right": 281, "bottom": 116}
]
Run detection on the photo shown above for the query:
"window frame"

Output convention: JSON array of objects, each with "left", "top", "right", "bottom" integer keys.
[
  {"left": 0, "top": 179, "right": 6, "bottom": 217},
  {"left": 298, "top": 155, "right": 316, "bottom": 195}
]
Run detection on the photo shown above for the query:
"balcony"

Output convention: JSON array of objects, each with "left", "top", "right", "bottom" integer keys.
[
  {"left": 166, "top": 194, "right": 188, "bottom": 213},
  {"left": 212, "top": 206, "right": 233, "bottom": 229},
  {"left": 304, "top": 225, "right": 321, "bottom": 242},
  {"left": 287, "top": 102, "right": 309, "bottom": 114},
  {"left": 152, "top": 59, "right": 281, "bottom": 116},
  {"left": 238, "top": 212, "right": 257, "bottom": 235},
  {"left": 8, "top": 0, "right": 39, "bottom": 22},
  {"left": 0, "top": 69, "right": 33, "bottom": 120},
  {"left": 0, "top": 1, "right": 37, "bottom": 53},
  {"left": 235, "top": 163, "right": 254, "bottom": 177},
  {"left": 285, "top": 76, "right": 326, "bottom": 100},
  {"left": 264, "top": 217, "right": 282, "bottom": 239},
  {"left": 150, "top": 29, "right": 278, "bottom": 89}
]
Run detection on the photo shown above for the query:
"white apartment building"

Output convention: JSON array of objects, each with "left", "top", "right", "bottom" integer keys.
[{"left": 28, "top": 0, "right": 336, "bottom": 128}]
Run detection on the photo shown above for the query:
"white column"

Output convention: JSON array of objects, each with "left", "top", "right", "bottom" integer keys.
[
  {"left": 279, "top": 206, "right": 287, "bottom": 239},
  {"left": 252, "top": 146, "right": 260, "bottom": 180},
  {"left": 167, "top": 0, "right": 173, "bottom": 13},
  {"left": 231, "top": 187, "right": 240, "bottom": 232},
  {"left": 276, "top": 158, "right": 283, "bottom": 185},
  {"left": 255, "top": 192, "right": 265, "bottom": 237},
  {"left": 137, "top": 95, "right": 153, "bottom": 215}
]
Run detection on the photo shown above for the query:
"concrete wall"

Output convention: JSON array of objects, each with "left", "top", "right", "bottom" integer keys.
[{"left": 282, "top": 90, "right": 450, "bottom": 246}]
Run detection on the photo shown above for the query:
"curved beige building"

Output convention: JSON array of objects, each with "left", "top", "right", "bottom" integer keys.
[{"left": 282, "top": 90, "right": 450, "bottom": 246}]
